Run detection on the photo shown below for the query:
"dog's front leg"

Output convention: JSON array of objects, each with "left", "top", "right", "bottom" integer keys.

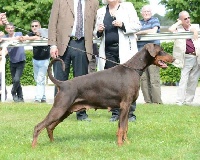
[
  {"left": 117, "top": 102, "right": 130, "bottom": 146},
  {"left": 32, "top": 99, "right": 73, "bottom": 147}
]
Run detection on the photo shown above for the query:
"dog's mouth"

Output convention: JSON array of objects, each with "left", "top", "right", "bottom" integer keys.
[{"left": 158, "top": 60, "right": 168, "bottom": 68}]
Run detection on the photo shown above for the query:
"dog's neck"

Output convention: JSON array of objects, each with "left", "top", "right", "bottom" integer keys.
[
  {"left": 134, "top": 69, "right": 144, "bottom": 76},
  {"left": 124, "top": 49, "right": 154, "bottom": 76}
]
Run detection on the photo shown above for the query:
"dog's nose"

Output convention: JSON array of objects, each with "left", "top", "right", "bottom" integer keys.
[{"left": 172, "top": 57, "right": 176, "bottom": 62}]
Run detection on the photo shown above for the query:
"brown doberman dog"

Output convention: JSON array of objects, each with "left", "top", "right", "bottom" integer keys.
[{"left": 32, "top": 43, "right": 174, "bottom": 147}]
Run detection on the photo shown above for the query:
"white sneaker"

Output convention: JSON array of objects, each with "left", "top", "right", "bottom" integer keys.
[{"left": 176, "top": 102, "right": 183, "bottom": 106}]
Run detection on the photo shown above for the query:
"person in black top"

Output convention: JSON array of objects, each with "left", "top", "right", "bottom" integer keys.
[
  {"left": 20, "top": 20, "right": 50, "bottom": 103},
  {"left": 94, "top": 0, "right": 141, "bottom": 122}
]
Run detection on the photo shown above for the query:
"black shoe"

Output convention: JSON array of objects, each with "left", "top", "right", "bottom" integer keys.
[
  {"left": 77, "top": 117, "right": 91, "bottom": 122},
  {"left": 34, "top": 100, "right": 40, "bottom": 103},
  {"left": 128, "top": 116, "right": 136, "bottom": 122},
  {"left": 18, "top": 97, "right": 24, "bottom": 102},
  {"left": 12, "top": 95, "right": 18, "bottom": 102},
  {"left": 41, "top": 99, "right": 46, "bottom": 103},
  {"left": 109, "top": 116, "right": 119, "bottom": 122}
]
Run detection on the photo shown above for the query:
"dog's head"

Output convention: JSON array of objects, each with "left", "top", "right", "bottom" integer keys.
[{"left": 145, "top": 43, "right": 175, "bottom": 68}]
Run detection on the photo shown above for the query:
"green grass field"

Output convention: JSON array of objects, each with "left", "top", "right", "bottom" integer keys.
[{"left": 0, "top": 103, "right": 199, "bottom": 160}]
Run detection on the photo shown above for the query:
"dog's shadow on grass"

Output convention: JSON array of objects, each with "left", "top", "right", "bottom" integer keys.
[
  {"left": 36, "top": 112, "right": 130, "bottom": 146},
  {"left": 55, "top": 132, "right": 114, "bottom": 143},
  {"left": 35, "top": 122, "right": 137, "bottom": 147},
  {"left": 42, "top": 120, "right": 119, "bottom": 145},
  {"left": 58, "top": 125, "right": 116, "bottom": 142}
]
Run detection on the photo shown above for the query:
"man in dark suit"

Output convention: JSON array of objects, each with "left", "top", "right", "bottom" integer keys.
[{"left": 48, "top": 0, "right": 99, "bottom": 121}]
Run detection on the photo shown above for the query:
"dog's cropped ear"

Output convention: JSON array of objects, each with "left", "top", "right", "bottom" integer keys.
[{"left": 145, "top": 43, "right": 158, "bottom": 57}]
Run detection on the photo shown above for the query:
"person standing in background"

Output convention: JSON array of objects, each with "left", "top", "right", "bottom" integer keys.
[
  {"left": 94, "top": 0, "right": 141, "bottom": 122},
  {"left": 136, "top": 5, "right": 163, "bottom": 104},
  {"left": 168, "top": 11, "right": 200, "bottom": 106},
  {"left": 3, "top": 23, "right": 26, "bottom": 102},
  {"left": 19, "top": 20, "right": 50, "bottom": 103},
  {"left": 48, "top": 0, "right": 99, "bottom": 121}
]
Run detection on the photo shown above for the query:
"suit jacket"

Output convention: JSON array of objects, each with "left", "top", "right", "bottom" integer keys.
[{"left": 48, "top": 0, "right": 99, "bottom": 61}]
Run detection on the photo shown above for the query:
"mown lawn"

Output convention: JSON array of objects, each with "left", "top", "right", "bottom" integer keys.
[{"left": 0, "top": 102, "right": 199, "bottom": 160}]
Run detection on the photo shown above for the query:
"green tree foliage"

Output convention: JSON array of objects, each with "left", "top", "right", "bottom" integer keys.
[
  {"left": 160, "top": 0, "right": 200, "bottom": 24},
  {"left": 5, "top": 51, "right": 35, "bottom": 85},
  {"left": 0, "top": 0, "right": 53, "bottom": 33},
  {"left": 0, "top": 0, "right": 148, "bottom": 34},
  {"left": 160, "top": 42, "right": 181, "bottom": 85},
  {"left": 154, "top": 13, "right": 173, "bottom": 26}
]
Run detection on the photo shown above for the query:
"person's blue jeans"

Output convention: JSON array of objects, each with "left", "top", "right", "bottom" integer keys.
[{"left": 33, "top": 58, "right": 49, "bottom": 102}]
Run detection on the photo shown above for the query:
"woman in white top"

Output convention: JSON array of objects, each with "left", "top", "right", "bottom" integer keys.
[{"left": 93, "top": 0, "right": 141, "bottom": 122}]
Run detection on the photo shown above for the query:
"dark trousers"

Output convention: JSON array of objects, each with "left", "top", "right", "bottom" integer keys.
[
  {"left": 10, "top": 61, "right": 25, "bottom": 98},
  {"left": 105, "top": 44, "right": 136, "bottom": 118},
  {"left": 53, "top": 38, "right": 89, "bottom": 120},
  {"left": 137, "top": 44, "right": 162, "bottom": 104},
  {"left": 88, "top": 43, "right": 99, "bottom": 74},
  {"left": 111, "top": 101, "right": 136, "bottom": 118}
]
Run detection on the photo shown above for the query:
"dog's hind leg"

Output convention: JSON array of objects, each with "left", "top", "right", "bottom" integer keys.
[
  {"left": 117, "top": 101, "right": 130, "bottom": 146},
  {"left": 32, "top": 99, "right": 73, "bottom": 148},
  {"left": 46, "top": 111, "right": 72, "bottom": 142}
]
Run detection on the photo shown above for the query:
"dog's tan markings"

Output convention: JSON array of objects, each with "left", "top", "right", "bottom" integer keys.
[
  {"left": 70, "top": 104, "right": 92, "bottom": 112},
  {"left": 107, "top": 107, "right": 111, "bottom": 112}
]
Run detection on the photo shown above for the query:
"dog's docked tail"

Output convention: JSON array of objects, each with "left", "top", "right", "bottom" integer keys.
[{"left": 48, "top": 58, "right": 65, "bottom": 86}]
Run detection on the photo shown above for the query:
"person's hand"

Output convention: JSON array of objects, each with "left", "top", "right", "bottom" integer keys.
[
  {"left": 0, "top": 13, "right": 8, "bottom": 25},
  {"left": 135, "top": 30, "right": 147, "bottom": 35},
  {"left": 98, "top": 24, "right": 105, "bottom": 33},
  {"left": 136, "top": 31, "right": 142, "bottom": 35},
  {"left": 0, "top": 31, "right": 4, "bottom": 37},
  {"left": 176, "top": 19, "right": 182, "bottom": 25},
  {"left": 34, "top": 36, "right": 41, "bottom": 40},
  {"left": 19, "top": 36, "right": 26, "bottom": 42},
  {"left": 112, "top": 20, "right": 122, "bottom": 27},
  {"left": 50, "top": 47, "right": 59, "bottom": 59},
  {"left": 190, "top": 27, "right": 198, "bottom": 40},
  {"left": 193, "top": 30, "right": 198, "bottom": 41}
]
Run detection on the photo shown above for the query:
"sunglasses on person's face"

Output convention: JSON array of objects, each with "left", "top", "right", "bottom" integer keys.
[
  {"left": 184, "top": 17, "right": 190, "bottom": 21},
  {"left": 31, "top": 25, "right": 39, "bottom": 28}
]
